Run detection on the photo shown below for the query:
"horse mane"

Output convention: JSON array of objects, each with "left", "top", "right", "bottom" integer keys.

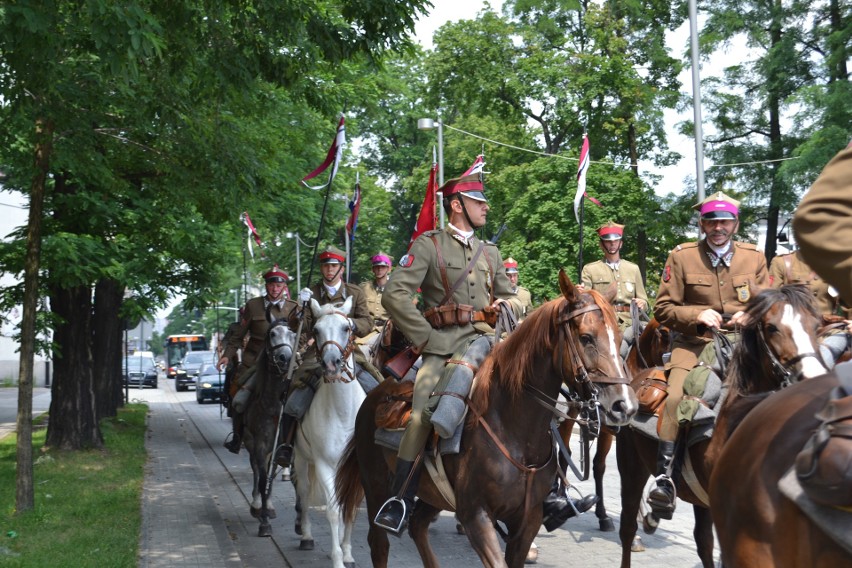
[
  {"left": 725, "top": 284, "right": 819, "bottom": 399},
  {"left": 470, "top": 287, "right": 616, "bottom": 414}
]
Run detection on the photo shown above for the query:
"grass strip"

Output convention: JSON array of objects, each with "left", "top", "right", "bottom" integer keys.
[{"left": 0, "top": 404, "right": 148, "bottom": 567}]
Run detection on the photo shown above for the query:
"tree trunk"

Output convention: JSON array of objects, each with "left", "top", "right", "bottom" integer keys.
[
  {"left": 15, "top": 118, "right": 54, "bottom": 514},
  {"left": 45, "top": 284, "right": 102, "bottom": 450},
  {"left": 92, "top": 278, "right": 124, "bottom": 420}
]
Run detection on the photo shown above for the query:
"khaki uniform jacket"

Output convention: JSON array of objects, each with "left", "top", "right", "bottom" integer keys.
[
  {"left": 298, "top": 281, "right": 374, "bottom": 344},
  {"left": 223, "top": 296, "right": 298, "bottom": 369},
  {"left": 794, "top": 145, "right": 852, "bottom": 303},
  {"left": 581, "top": 259, "right": 648, "bottom": 326},
  {"left": 382, "top": 227, "right": 522, "bottom": 356},
  {"left": 655, "top": 240, "right": 768, "bottom": 337},
  {"left": 360, "top": 279, "right": 390, "bottom": 324},
  {"left": 513, "top": 286, "right": 534, "bottom": 319},
  {"left": 770, "top": 251, "right": 839, "bottom": 316}
]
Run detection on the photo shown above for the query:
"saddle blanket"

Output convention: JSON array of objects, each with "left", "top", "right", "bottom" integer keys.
[
  {"left": 778, "top": 467, "right": 852, "bottom": 556},
  {"left": 374, "top": 422, "right": 463, "bottom": 456}
]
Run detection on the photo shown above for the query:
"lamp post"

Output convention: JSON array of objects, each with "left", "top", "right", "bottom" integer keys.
[
  {"left": 417, "top": 117, "right": 445, "bottom": 228},
  {"left": 285, "top": 231, "right": 315, "bottom": 291}
]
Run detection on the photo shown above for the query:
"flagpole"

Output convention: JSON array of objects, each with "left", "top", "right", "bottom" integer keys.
[
  {"left": 306, "top": 166, "right": 335, "bottom": 291},
  {"left": 578, "top": 198, "right": 585, "bottom": 276}
]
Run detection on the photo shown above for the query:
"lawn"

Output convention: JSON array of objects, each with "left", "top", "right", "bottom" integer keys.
[{"left": 0, "top": 404, "right": 148, "bottom": 567}]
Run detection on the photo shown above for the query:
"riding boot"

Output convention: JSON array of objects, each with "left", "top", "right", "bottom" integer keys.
[
  {"left": 374, "top": 459, "right": 422, "bottom": 536},
  {"left": 223, "top": 412, "right": 243, "bottom": 454},
  {"left": 541, "top": 476, "right": 599, "bottom": 532},
  {"left": 275, "top": 413, "right": 297, "bottom": 468},
  {"left": 647, "top": 440, "right": 677, "bottom": 519}
]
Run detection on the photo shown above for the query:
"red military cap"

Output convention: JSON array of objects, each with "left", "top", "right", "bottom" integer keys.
[
  {"left": 319, "top": 245, "right": 346, "bottom": 264},
  {"left": 263, "top": 264, "right": 290, "bottom": 283},
  {"left": 439, "top": 173, "right": 487, "bottom": 202},
  {"left": 504, "top": 257, "right": 519, "bottom": 274},
  {"left": 597, "top": 221, "right": 624, "bottom": 241}
]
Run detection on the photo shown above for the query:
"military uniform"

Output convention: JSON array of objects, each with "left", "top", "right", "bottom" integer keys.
[
  {"left": 770, "top": 251, "right": 841, "bottom": 316},
  {"left": 361, "top": 279, "right": 390, "bottom": 324},
  {"left": 655, "top": 239, "right": 768, "bottom": 439},
  {"left": 794, "top": 144, "right": 852, "bottom": 303},
  {"left": 514, "top": 285, "right": 534, "bottom": 319},
  {"left": 581, "top": 259, "right": 648, "bottom": 329}
]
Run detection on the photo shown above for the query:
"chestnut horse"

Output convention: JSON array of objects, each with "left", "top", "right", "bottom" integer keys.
[
  {"left": 616, "top": 284, "right": 828, "bottom": 568},
  {"left": 558, "top": 317, "right": 672, "bottom": 532},
  {"left": 335, "top": 270, "right": 638, "bottom": 568}
]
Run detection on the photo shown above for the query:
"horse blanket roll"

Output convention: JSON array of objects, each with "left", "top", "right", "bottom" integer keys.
[
  {"left": 232, "top": 364, "right": 257, "bottom": 414},
  {"left": 677, "top": 340, "right": 725, "bottom": 425},
  {"left": 425, "top": 335, "right": 493, "bottom": 439}
]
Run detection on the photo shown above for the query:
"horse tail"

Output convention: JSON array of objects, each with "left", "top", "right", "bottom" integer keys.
[{"left": 335, "top": 433, "right": 364, "bottom": 525}]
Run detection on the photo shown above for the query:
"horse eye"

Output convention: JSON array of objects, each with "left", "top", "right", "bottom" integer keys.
[
  {"left": 580, "top": 334, "right": 594, "bottom": 346},
  {"left": 766, "top": 324, "right": 779, "bottom": 334}
]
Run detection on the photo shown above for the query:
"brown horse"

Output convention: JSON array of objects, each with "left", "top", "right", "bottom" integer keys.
[
  {"left": 557, "top": 317, "right": 671, "bottom": 532},
  {"left": 709, "top": 369, "right": 851, "bottom": 567},
  {"left": 616, "top": 284, "right": 828, "bottom": 568},
  {"left": 335, "top": 270, "right": 638, "bottom": 568}
]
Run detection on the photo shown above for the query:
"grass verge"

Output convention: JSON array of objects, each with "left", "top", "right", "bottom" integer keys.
[{"left": 0, "top": 404, "right": 148, "bottom": 567}]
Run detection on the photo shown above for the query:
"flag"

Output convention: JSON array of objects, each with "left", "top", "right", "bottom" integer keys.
[
  {"left": 408, "top": 162, "right": 439, "bottom": 249},
  {"left": 463, "top": 154, "right": 485, "bottom": 176},
  {"left": 574, "top": 134, "right": 591, "bottom": 223},
  {"left": 240, "top": 212, "right": 263, "bottom": 259},
  {"left": 301, "top": 115, "right": 346, "bottom": 190},
  {"left": 345, "top": 181, "right": 361, "bottom": 238}
]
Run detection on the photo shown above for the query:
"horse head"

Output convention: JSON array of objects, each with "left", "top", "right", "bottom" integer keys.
[
  {"left": 310, "top": 296, "right": 355, "bottom": 381},
  {"left": 557, "top": 269, "right": 638, "bottom": 427},
  {"left": 265, "top": 307, "right": 296, "bottom": 376},
  {"left": 731, "top": 283, "right": 827, "bottom": 391}
]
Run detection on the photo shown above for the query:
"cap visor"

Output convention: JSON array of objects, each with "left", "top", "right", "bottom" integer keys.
[
  {"left": 462, "top": 191, "right": 488, "bottom": 202},
  {"left": 701, "top": 212, "right": 737, "bottom": 220}
]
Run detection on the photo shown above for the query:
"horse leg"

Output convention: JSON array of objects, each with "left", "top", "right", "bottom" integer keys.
[
  {"left": 315, "top": 461, "right": 347, "bottom": 568},
  {"left": 256, "top": 453, "right": 273, "bottom": 537},
  {"left": 293, "top": 453, "right": 314, "bottom": 550},
  {"left": 616, "top": 433, "right": 649, "bottom": 568},
  {"left": 408, "top": 502, "right": 442, "bottom": 568},
  {"left": 693, "top": 505, "right": 715, "bottom": 568},
  {"left": 457, "top": 507, "right": 508, "bottom": 568},
  {"left": 593, "top": 430, "right": 615, "bottom": 531},
  {"left": 250, "top": 465, "right": 263, "bottom": 518},
  {"left": 504, "top": 512, "right": 544, "bottom": 568}
]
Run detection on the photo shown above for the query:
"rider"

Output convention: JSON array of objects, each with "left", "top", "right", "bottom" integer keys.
[
  {"left": 374, "top": 172, "right": 596, "bottom": 535},
  {"left": 503, "top": 257, "right": 534, "bottom": 321},
  {"left": 274, "top": 245, "right": 375, "bottom": 467},
  {"left": 580, "top": 221, "right": 649, "bottom": 357},
  {"left": 650, "top": 192, "right": 768, "bottom": 518},
  {"left": 356, "top": 252, "right": 393, "bottom": 345},
  {"left": 219, "top": 265, "right": 298, "bottom": 454}
]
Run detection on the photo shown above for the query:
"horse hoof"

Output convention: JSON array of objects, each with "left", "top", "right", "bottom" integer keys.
[
  {"left": 642, "top": 512, "right": 659, "bottom": 535},
  {"left": 525, "top": 545, "right": 539, "bottom": 564},
  {"left": 250, "top": 507, "right": 261, "bottom": 519},
  {"left": 344, "top": 563, "right": 355, "bottom": 568},
  {"left": 631, "top": 535, "right": 645, "bottom": 552},
  {"left": 258, "top": 523, "right": 272, "bottom": 538},
  {"left": 456, "top": 522, "right": 466, "bottom": 535},
  {"left": 599, "top": 516, "right": 615, "bottom": 532},
  {"left": 299, "top": 539, "right": 314, "bottom": 551}
]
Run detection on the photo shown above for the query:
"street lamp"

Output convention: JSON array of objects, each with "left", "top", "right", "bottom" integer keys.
[
  {"left": 285, "top": 231, "right": 314, "bottom": 291},
  {"left": 417, "top": 117, "right": 445, "bottom": 228}
]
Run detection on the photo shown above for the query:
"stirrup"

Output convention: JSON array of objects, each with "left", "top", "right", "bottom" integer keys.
[
  {"left": 374, "top": 497, "right": 409, "bottom": 536},
  {"left": 223, "top": 432, "right": 241, "bottom": 454}
]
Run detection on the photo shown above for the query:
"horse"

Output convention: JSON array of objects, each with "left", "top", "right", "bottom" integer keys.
[
  {"left": 335, "top": 269, "right": 638, "bottom": 568},
  {"left": 241, "top": 313, "right": 297, "bottom": 537},
  {"left": 615, "top": 284, "right": 828, "bottom": 568},
  {"left": 292, "top": 296, "right": 367, "bottom": 568},
  {"left": 709, "top": 368, "right": 851, "bottom": 567},
  {"left": 557, "top": 317, "right": 671, "bottom": 533}
]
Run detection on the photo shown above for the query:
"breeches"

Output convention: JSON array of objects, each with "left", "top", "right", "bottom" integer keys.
[
  {"left": 660, "top": 337, "right": 710, "bottom": 441},
  {"left": 398, "top": 353, "right": 447, "bottom": 461}
]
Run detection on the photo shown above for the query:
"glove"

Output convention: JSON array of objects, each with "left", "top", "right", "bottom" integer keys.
[{"left": 299, "top": 288, "right": 313, "bottom": 304}]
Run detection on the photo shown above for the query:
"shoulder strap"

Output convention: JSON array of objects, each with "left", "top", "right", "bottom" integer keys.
[
  {"left": 430, "top": 235, "right": 451, "bottom": 300},
  {"left": 430, "top": 235, "right": 486, "bottom": 306}
]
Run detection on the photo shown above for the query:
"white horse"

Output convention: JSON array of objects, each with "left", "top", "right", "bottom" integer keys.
[{"left": 293, "top": 297, "right": 366, "bottom": 568}]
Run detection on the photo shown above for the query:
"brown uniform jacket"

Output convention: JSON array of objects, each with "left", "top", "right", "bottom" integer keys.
[
  {"left": 655, "top": 240, "right": 768, "bottom": 337},
  {"left": 794, "top": 145, "right": 852, "bottom": 303},
  {"left": 581, "top": 258, "right": 648, "bottom": 326},
  {"left": 360, "top": 279, "right": 390, "bottom": 324},
  {"left": 769, "top": 251, "right": 840, "bottom": 316},
  {"left": 223, "top": 296, "right": 298, "bottom": 369},
  {"left": 382, "top": 227, "right": 522, "bottom": 356},
  {"left": 513, "top": 286, "right": 534, "bottom": 319},
  {"left": 298, "top": 281, "right": 373, "bottom": 344}
]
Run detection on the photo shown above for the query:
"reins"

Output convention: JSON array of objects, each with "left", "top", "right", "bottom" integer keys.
[
  {"left": 757, "top": 320, "right": 820, "bottom": 387},
  {"left": 314, "top": 309, "right": 357, "bottom": 383}
]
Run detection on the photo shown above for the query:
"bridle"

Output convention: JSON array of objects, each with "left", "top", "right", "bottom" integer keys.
[
  {"left": 314, "top": 309, "right": 357, "bottom": 383},
  {"left": 757, "top": 317, "right": 821, "bottom": 387},
  {"left": 266, "top": 321, "right": 294, "bottom": 376}
]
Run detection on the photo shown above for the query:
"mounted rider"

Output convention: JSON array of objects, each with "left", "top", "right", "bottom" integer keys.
[
  {"left": 503, "top": 257, "right": 534, "bottom": 321},
  {"left": 374, "top": 171, "right": 597, "bottom": 535},
  {"left": 650, "top": 192, "right": 768, "bottom": 519},
  {"left": 356, "top": 252, "right": 393, "bottom": 345},
  {"left": 275, "top": 245, "right": 376, "bottom": 467},
  {"left": 219, "top": 265, "right": 299, "bottom": 454},
  {"left": 580, "top": 221, "right": 649, "bottom": 358}
]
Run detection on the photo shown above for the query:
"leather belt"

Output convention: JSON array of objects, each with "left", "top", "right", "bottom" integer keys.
[
  {"left": 613, "top": 305, "right": 632, "bottom": 313},
  {"left": 424, "top": 304, "right": 497, "bottom": 329}
]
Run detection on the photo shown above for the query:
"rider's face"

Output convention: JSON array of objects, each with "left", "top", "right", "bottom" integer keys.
[
  {"left": 321, "top": 262, "right": 344, "bottom": 285},
  {"left": 266, "top": 282, "right": 286, "bottom": 301},
  {"left": 372, "top": 265, "right": 390, "bottom": 280},
  {"left": 507, "top": 272, "right": 519, "bottom": 286},
  {"left": 701, "top": 218, "right": 738, "bottom": 247},
  {"left": 599, "top": 239, "right": 622, "bottom": 256}
]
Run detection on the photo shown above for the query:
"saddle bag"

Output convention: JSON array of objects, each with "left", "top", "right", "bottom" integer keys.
[
  {"left": 636, "top": 368, "right": 669, "bottom": 415},
  {"left": 795, "top": 391, "right": 852, "bottom": 507},
  {"left": 375, "top": 380, "right": 414, "bottom": 430}
]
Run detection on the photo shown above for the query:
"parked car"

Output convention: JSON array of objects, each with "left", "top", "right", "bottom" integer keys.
[
  {"left": 195, "top": 363, "right": 225, "bottom": 404},
  {"left": 123, "top": 355, "right": 158, "bottom": 389},
  {"left": 177, "top": 350, "right": 215, "bottom": 391}
]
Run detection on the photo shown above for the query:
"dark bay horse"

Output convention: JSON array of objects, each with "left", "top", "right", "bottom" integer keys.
[
  {"left": 616, "top": 284, "right": 828, "bottom": 568},
  {"left": 242, "top": 314, "right": 296, "bottom": 537},
  {"left": 709, "top": 370, "right": 851, "bottom": 567},
  {"left": 335, "top": 270, "right": 638, "bottom": 568},
  {"left": 557, "top": 316, "right": 671, "bottom": 532}
]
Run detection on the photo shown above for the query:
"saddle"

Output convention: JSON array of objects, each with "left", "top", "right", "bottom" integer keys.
[{"left": 375, "top": 379, "right": 413, "bottom": 430}]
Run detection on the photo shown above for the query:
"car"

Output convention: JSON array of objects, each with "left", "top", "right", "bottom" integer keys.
[
  {"left": 123, "top": 355, "right": 158, "bottom": 389},
  {"left": 177, "top": 350, "right": 216, "bottom": 391},
  {"left": 195, "top": 363, "right": 225, "bottom": 404}
]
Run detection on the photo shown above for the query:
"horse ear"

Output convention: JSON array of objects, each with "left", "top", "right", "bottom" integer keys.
[
  {"left": 558, "top": 269, "right": 577, "bottom": 302},
  {"left": 603, "top": 281, "right": 618, "bottom": 304},
  {"left": 342, "top": 296, "right": 354, "bottom": 316},
  {"left": 310, "top": 298, "right": 322, "bottom": 319}
]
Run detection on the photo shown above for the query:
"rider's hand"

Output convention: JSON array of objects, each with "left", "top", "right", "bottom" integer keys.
[
  {"left": 299, "top": 288, "right": 313, "bottom": 304},
  {"left": 729, "top": 310, "right": 749, "bottom": 328},
  {"left": 633, "top": 298, "right": 648, "bottom": 311},
  {"left": 491, "top": 298, "right": 508, "bottom": 308},
  {"left": 217, "top": 356, "right": 229, "bottom": 371},
  {"left": 697, "top": 309, "right": 723, "bottom": 330}
]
